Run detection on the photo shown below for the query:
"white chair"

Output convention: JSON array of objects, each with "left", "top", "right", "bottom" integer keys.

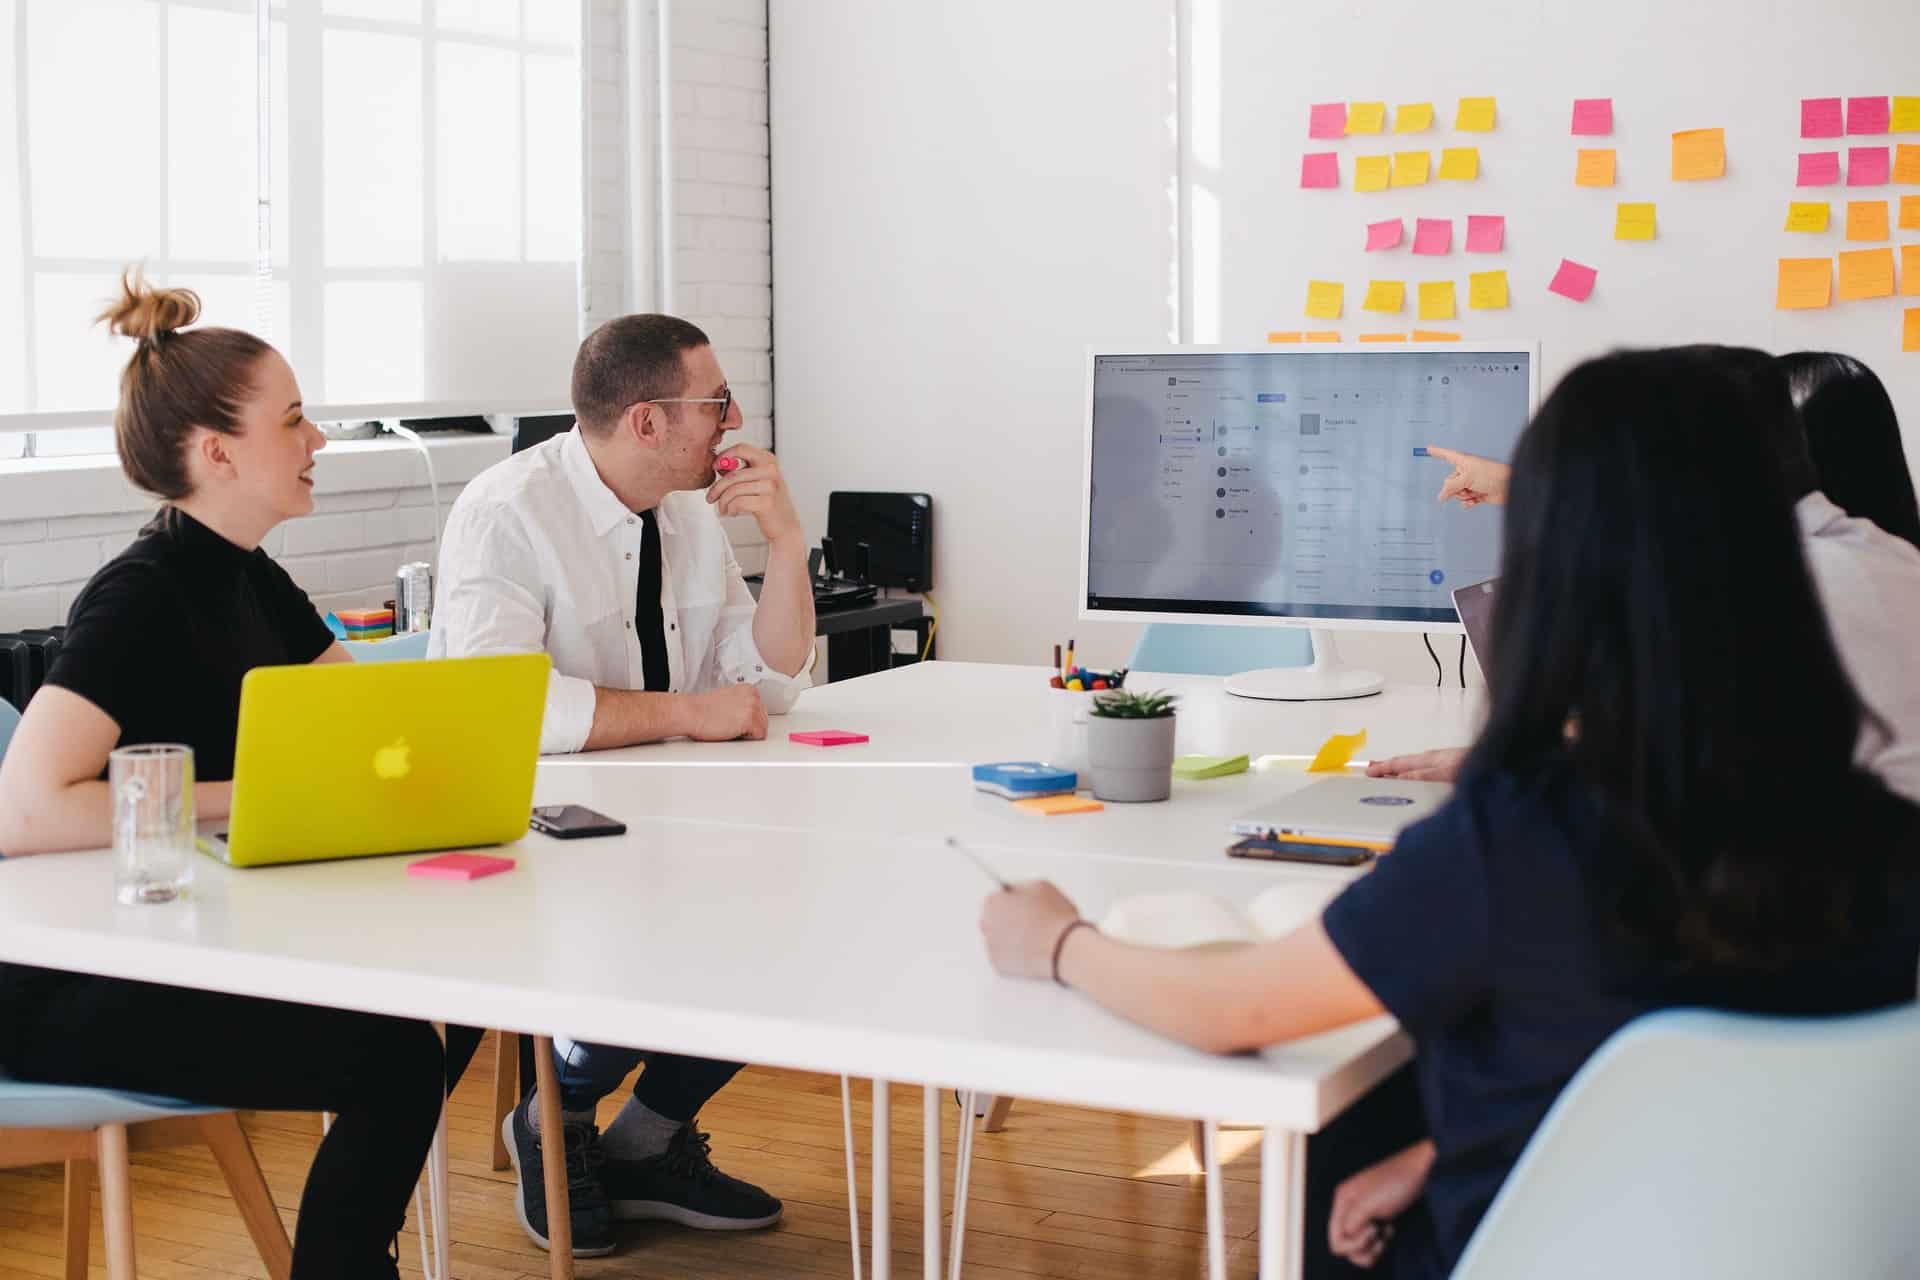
[{"left": 1452, "top": 1003, "right": 1920, "bottom": 1278}]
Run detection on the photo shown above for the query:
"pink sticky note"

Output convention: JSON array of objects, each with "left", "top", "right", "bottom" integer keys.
[
  {"left": 1309, "top": 102, "right": 1347, "bottom": 139},
  {"left": 409, "top": 852, "right": 516, "bottom": 881},
  {"left": 1365, "top": 218, "right": 1404, "bottom": 251},
  {"left": 1801, "top": 98, "right": 1844, "bottom": 139},
  {"left": 1465, "top": 215, "right": 1505, "bottom": 253},
  {"left": 1848, "top": 146, "right": 1891, "bottom": 185},
  {"left": 1570, "top": 98, "right": 1612, "bottom": 136},
  {"left": 1548, "top": 258, "right": 1597, "bottom": 302},
  {"left": 1848, "top": 96, "right": 1891, "bottom": 135},
  {"left": 1798, "top": 151, "right": 1842, "bottom": 186},
  {"left": 1412, "top": 218, "right": 1452, "bottom": 255},
  {"left": 791, "top": 729, "right": 870, "bottom": 747},
  {"left": 1301, "top": 152, "right": 1340, "bottom": 189}
]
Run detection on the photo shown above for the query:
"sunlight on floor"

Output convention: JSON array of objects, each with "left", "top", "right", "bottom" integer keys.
[{"left": 1133, "top": 1124, "right": 1265, "bottom": 1178}]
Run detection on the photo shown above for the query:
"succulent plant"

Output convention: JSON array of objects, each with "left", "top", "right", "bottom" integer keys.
[{"left": 1089, "top": 688, "right": 1178, "bottom": 719}]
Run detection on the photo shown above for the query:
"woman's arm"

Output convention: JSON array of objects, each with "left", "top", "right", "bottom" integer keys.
[
  {"left": 0, "top": 686, "right": 232, "bottom": 856},
  {"left": 314, "top": 641, "right": 353, "bottom": 663}
]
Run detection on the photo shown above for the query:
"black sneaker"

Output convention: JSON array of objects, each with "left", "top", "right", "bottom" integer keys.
[
  {"left": 601, "top": 1122, "right": 783, "bottom": 1229},
  {"left": 502, "top": 1097, "right": 617, "bottom": 1256}
]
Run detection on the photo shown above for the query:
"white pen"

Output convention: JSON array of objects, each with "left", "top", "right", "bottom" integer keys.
[{"left": 945, "top": 836, "right": 1010, "bottom": 891}]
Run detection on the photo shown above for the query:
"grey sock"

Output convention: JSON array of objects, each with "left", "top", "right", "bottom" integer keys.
[
  {"left": 599, "top": 1097, "right": 683, "bottom": 1160},
  {"left": 524, "top": 1090, "right": 597, "bottom": 1136}
]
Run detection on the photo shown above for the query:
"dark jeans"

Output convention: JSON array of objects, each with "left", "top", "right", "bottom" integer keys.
[
  {"left": 4, "top": 966, "right": 472, "bottom": 1280},
  {"left": 1303, "top": 1062, "right": 1435, "bottom": 1279},
  {"left": 548, "top": 1037, "right": 743, "bottom": 1123}
]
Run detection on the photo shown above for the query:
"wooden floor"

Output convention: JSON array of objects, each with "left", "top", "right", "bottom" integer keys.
[{"left": 0, "top": 1031, "right": 1270, "bottom": 1279}]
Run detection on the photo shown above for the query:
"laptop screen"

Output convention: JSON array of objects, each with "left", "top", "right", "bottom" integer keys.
[{"left": 1452, "top": 577, "right": 1498, "bottom": 685}]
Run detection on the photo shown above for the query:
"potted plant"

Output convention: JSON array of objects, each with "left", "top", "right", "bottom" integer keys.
[{"left": 1085, "top": 689, "right": 1178, "bottom": 802}]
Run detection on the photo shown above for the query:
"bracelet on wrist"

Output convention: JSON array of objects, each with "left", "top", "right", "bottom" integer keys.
[{"left": 1051, "top": 919, "right": 1096, "bottom": 986}]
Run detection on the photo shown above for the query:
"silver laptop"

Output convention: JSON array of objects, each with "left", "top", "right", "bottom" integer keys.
[
  {"left": 1451, "top": 576, "right": 1498, "bottom": 683},
  {"left": 1230, "top": 776, "right": 1450, "bottom": 850}
]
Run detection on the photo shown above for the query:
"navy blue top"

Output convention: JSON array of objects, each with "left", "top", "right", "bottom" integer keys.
[{"left": 1322, "top": 764, "right": 1920, "bottom": 1279}]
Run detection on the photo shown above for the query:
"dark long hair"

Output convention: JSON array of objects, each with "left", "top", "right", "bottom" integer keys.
[
  {"left": 1465, "top": 347, "right": 1905, "bottom": 970},
  {"left": 1779, "top": 351, "right": 1920, "bottom": 551}
]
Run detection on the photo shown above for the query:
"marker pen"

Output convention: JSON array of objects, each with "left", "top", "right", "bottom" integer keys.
[{"left": 714, "top": 455, "right": 748, "bottom": 475}]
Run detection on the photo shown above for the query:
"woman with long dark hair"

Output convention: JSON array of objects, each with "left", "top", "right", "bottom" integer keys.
[
  {"left": 979, "top": 347, "right": 1920, "bottom": 1277},
  {"left": 1779, "top": 350, "right": 1920, "bottom": 551}
]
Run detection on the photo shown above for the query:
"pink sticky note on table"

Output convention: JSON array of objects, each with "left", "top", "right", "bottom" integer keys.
[
  {"left": 1798, "top": 151, "right": 1842, "bottom": 186},
  {"left": 1309, "top": 102, "right": 1347, "bottom": 139},
  {"left": 1849, "top": 147, "right": 1891, "bottom": 185},
  {"left": 791, "top": 729, "right": 869, "bottom": 747},
  {"left": 1548, "top": 258, "right": 1597, "bottom": 302},
  {"left": 409, "top": 852, "right": 516, "bottom": 881},
  {"left": 1802, "top": 98, "right": 1844, "bottom": 139},
  {"left": 1465, "top": 215, "right": 1505, "bottom": 253},
  {"left": 1848, "top": 96, "right": 1891, "bottom": 135},
  {"left": 1365, "top": 218, "right": 1404, "bottom": 251},
  {"left": 1571, "top": 98, "right": 1612, "bottom": 136},
  {"left": 1301, "top": 152, "right": 1340, "bottom": 189},
  {"left": 1412, "top": 218, "right": 1452, "bottom": 255}
]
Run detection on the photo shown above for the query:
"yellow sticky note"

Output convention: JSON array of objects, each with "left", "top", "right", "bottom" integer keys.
[
  {"left": 1468, "top": 269, "right": 1509, "bottom": 310},
  {"left": 1784, "top": 201, "right": 1830, "bottom": 233},
  {"left": 1615, "top": 202, "right": 1657, "bottom": 241},
  {"left": 1346, "top": 101, "right": 1387, "bottom": 135},
  {"left": 1903, "top": 245, "right": 1920, "bottom": 297},
  {"left": 1308, "top": 729, "right": 1368, "bottom": 773},
  {"left": 1846, "top": 200, "right": 1890, "bottom": 242},
  {"left": 1354, "top": 155, "right": 1391, "bottom": 192},
  {"left": 1362, "top": 280, "right": 1406, "bottom": 313},
  {"left": 1417, "top": 280, "right": 1457, "bottom": 321},
  {"left": 1393, "top": 102, "right": 1434, "bottom": 134},
  {"left": 1837, "top": 248, "right": 1895, "bottom": 301},
  {"left": 1358, "top": 332, "right": 1408, "bottom": 343},
  {"left": 1906, "top": 307, "right": 1920, "bottom": 353},
  {"left": 1267, "top": 331, "right": 1304, "bottom": 344},
  {"left": 1412, "top": 329, "right": 1461, "bottom": 341},
  {"left": 1391, "top": 151, "right": 1430, "bottom": 187},
  {"left": 1305, "top": 331, "right": 1342, "bottom": 343},
  {"left": 1455, "top": 97, "right": 1496, "bottom": 132},
  {"left": 1305, "top": 280, "right": 1344, "bottom": 319},
  {"left": 1903, "top": 196, "right": 1920, "bottom": 231},
  {"left": 1894, "top": 144, "right": 1920, "bottom": 185},
  {"left": 1575, "top": 148, "right": 1616, "bottom": 187},
  {"left": 1893, "top": 97, "right": 1920, "bottom": 133},
  {"left": 1776, "top": 257, "right": 1832, "bottom": 310},
  {"left": 1013, "top": 794, "right": 1104, "bottom": 816},
  {"left": 1437, "top": 147, "right": 1479, "bottom": 180},
  {"left": 1671, "top": 127, "right": 1727, "bottom": 181}
]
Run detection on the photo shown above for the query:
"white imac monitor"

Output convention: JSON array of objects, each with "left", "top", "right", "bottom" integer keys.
[{"left": 1080, "top": 344, "right": 1539, "bottom": 700}]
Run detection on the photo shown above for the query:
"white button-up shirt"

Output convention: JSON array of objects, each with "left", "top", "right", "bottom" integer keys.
[{"left": 429, "top": 428, "right": 809, "bottom": 754}]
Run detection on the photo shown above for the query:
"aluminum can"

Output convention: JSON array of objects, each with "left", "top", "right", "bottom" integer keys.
[{"left": 395, "top": 562, "right": 433, "bottom": 633}]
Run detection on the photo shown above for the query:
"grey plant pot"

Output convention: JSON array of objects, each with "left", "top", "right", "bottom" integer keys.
[{"left": 1085, "top": 714, "right": 1177, "bottom": 803}]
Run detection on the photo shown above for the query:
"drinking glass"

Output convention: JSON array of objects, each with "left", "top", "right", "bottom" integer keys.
[{"left": 111, "top": 744, "right": 195, "bottom": 905}]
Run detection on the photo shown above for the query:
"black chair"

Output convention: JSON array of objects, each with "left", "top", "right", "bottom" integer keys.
[{"left": 512, "top": 415, "right": 575, "bottom": 454}]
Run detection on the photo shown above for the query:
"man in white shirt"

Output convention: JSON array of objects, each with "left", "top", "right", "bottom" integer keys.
[{"left": 431, "top": 314, "right": 811, "bottom": 1256}]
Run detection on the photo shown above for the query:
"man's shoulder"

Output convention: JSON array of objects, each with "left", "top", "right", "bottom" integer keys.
[{"left": 457, "top": 435, "right": 572, "bottom": 510}]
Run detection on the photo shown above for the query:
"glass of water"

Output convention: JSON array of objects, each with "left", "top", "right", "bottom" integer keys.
[{"left": 111, "top": 744, "right": 195, "bottom": 905}]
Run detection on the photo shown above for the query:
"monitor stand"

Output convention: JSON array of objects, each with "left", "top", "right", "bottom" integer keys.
[{"left": 1224, "top": 628, "right": 1385, "bottom": 701}]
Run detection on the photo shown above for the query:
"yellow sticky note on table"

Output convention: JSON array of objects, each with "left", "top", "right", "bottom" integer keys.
[
  {"left": 1305, "top": 331, "right": 1342, "bottom": 343},
  {"left": 1308, "top": 729, "right": 1368, "bottom": 773},
  {"left": 1468, "top": 269, "right": 1509, "bottom": 310},
  {"left": 1903, "top": 245, "right": 1920, "bottom": 297},
  {"left": 1906, "top": 307, "right": 1920, "bottom": 353},
  {"left": 1411, "top": 329, "right": 1461, "bottom": 341},
  {"left": 1354, "top": 155, "right": 1392, "bottom": 192},
  {"left": 1013, "top": 794, "right": 1104, "bottom": 816},
  {"left": 1306, "top": 280, "right": 1345, "bottom": 319},
  {"left": 1391, "top": 151, "right": 1431, "bottom": 187},
  {"left": 1417, "top": 280, "right": 1457, "bottom": 321},
  {"left": 1362, "top": 280, "right": 1406, "bottom": 313},
  {"left": 1346, "top": 101, "right": 1387, "bottom": 135},
  {"left": 1776, "top": 257, "right": 1832, "bottom": 310},
  {"left": 1575, "top": 148, "right": 1616, "bottom": 187},
  {"left": 1784, "top": 201, "right": 1830, "bottom": 233},
  {"left": 1903, "top": 196, "right": 1920, "bottom": 230},
  {"left": 1846, "top": 200, "right": 1890, "bottom": 242},
  {"left": 1393, "top": 102, "right": 1434, "bottom": 134},
  {"left": 1455, "top": 97, "right": 1496, "bottom": 132},
  {"left": 1615, "top": 202, "right": 1657, "bottom": 241},
  {"left": 1437, "top": 147, "right": 1479, "bottom": 180},
  {"left": 1671, "top": 127, "right": 1726, "bottom": 180},
  {"left": 1894, "top": 144, "right": 1920, "bottom": 184},
  {"left": 1837, "top": 248, "right": 1895, "bottom": 301},
  {"left": 1894, "top": 97, "right": 1920, "bottom": 133}
]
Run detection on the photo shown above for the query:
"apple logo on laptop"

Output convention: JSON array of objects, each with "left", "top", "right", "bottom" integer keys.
[{"left": 373, "top": 738, "right": 413, "bottom": 781}]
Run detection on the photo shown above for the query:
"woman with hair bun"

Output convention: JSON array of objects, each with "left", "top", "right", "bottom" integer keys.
[{"left": 0, "top": 272, "right": 457, "bottom": 1279}]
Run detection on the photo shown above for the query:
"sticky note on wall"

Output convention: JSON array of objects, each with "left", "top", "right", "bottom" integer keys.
[
  {"left": 1366, "top": 218, "right": 1404, "bottom": 251},
  {"left": 1548, "top": 258, "right": 1597, "bottom": 302},
  {"left": 1358, "top": 332, "right": 1409, "bottom": 343},
  {"left": 1615, "top": 202, "right": 1657, "bottom": 241},
  {"left": 1301, "top": 152, "right": 1340, "bottom": 189},
  {"left": 1849, "top": 147, "right": 1891, "bottom": 186},
  {"left": 1465, "top": 215, "right": 1505, "bottom": 253},
  {"left": 1347, "top": 101, "right": 1387, "bottom": 135},
  {"left": 1394, "top": 102, "right": 1434, "bottom": 133},
  {"left": 1306, "top": 280, "right": 1345, "bottom": 319},
  {"left": 1672, "top": 128, "right": 1726, "bottom": 180},
  {"left": 1848, "top": 96, "right": 1891, "bottom": 135},
  {"left": 1468, "top": 270, "right": 1509, "bottom": 310},
  {"left": 1418, "top": 281, "right": 1457, "bottom": 321},
  {"left": 1363, "top": 280, "right": 1406, "bottom": 313},
  {"left": 1305, "top": 331, "right": 1342, "bottom": 343},
  {"left": 1895, "top": 97, "right": 1920, "bottom": 133},
  {"left": 1412, "top": 329, "right": 1461, "bottom": 341},
  {"left": 1777, "top": 257, "right": 1832, "bottom": 309},
  {"left": 1785, "top": 202, "right": 1830, "bottom": 232},
  {"left": 1903, "top": 246, "right": 1920, "bottom": 297},
  {"left": 1903, "top": 196, "right": 1920, "bottom": 230},
  {"left": 1894, "top": 144, "right": 1920, "bottom": 184},
  {"left": 1267, "top": 331, "right": 1304, "bottom": 344},
  {"left": 1571, "top": 98, "right": 1613, "bottom": 135},
  {"left": 1846, "top": 200, "right": 1890, "bottom": 242},
  {"left": 1455, "top": 97, "right": 1496, "bottom": 131},
  {"left": 1906, "top": 308, "right": 1920, "bottom": 353},
  {"left": 1391, "top": 151, "right": 1431, "bottom": 186},
  {"left": 1309, "top": 102, "right": 1347, "bottom": 139},
  {"left": 1838, "top": 247, "right": 1896, "bottom": 300},
  {"left": 1438, "top": 147, "right": 1479, "bottom": 180},
  {"left": 1799, "top": 152, "right": 1842, "bottom": 186},
  {"left": 1355, "top": 155, "right": 1392, "bottom": 192},
  {"left": 1576, "top": 148, "right": 1616, "bottom": 187},
  {"left": 1412, "top": 218, "right": 1453, "bottom": 255},
  {"left": 1802, "top": 98, "right": 1844, "bottom": 139}
]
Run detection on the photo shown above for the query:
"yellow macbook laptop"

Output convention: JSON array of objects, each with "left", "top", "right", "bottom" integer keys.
[{"left": 203, "top": 652, "right": 550, "bottom": 867}]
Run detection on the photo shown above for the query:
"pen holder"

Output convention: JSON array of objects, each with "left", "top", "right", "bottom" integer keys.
[{"left": 1047, "top": 686, "right": 1095, "bottom": 783}]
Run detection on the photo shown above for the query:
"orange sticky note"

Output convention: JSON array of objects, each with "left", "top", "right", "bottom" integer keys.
[
  {"left": 1614, "top": 202, "right": 1657, "bottom": 241},
  {"left": 1903, "top": 246, "right": 1920, "bottom": 297},
  {"left": 1905, "top": 307, "right": 1920, "bottom": 352},
  {"left": 1895, "top": 144, "right": 1920, "bottom": 184},
  {"left": 1575, "top": 148, "right": 1616, "bottom": 187},
  {"left": 1437, "top": 147, "right": 1479, "bottom": 180},
  {"left": 1837, "top": 247, "right": 1895, "bottom": 301},
  {"left": 1411, "top": 329, "right": 1461, "bottom": 341},
  {"left": 1305, "top": 331, "right": 1342, "bottom": 343},
  {"left": 1846, "top": 200, "right": 1890, "bottom": 241},
  {"left": 1362, "top": 280, "right": 1406, "bottom": 313},
  {"left": 1267, "top": 331, "right": 1305, "bottom": 343},
  {"left": 1417, "top": 280, "right": 1457, "bottom": 321},
  {"left": 1306, "top": 280, "right": 1344, "bottom": 319},
  {"left": 1455, "top": 97, "right": 1496, "bottom": 132},
  {"left": 1391, "top": 150, "right": 1431, "bottom": 187},
  {"left": 1346, "top": 101, "right": 1387, "bottom": 135},
  {"left": 1672, "top": 128, "right": 1726, "bottom": 180},
  {"left": 1354, "top": 155, "right": 1392, "bottom": 192},
  {"left": 1903, "top": 195, "right": 1920, "bottom": 230},
  {"left": 1308, "top": 729, "right": 1368, "bottom": 773},
  {"left": 1358, "top": 333, "right": 1409, "bottom": 343},
  {"left": 1013, "top": 795, "right": 1104, "bottom": 816},
  {"left": 1784, "top": 201, "right": 1830, "bottom": 233},
  {"left": 1468, "top": 269, "right": 1509, "bottom": 310},
  {"left": 1776, "top": 257, "right": 1832, "bottom": 310},
  {"left": 1393, "top": 102, "right": 1434, "bottom": 134}
]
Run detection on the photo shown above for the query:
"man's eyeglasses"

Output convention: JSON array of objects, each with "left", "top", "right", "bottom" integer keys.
[{"left": 646, "top": 388, "right": 733, "bottom": 421}]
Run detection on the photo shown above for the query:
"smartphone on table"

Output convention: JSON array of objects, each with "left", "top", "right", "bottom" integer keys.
[{"left": 529, "top": 805, "right": 627, "bottom": 839}]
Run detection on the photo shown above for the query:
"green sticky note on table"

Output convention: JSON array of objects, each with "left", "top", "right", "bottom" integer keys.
[
  {"left": 1173, "top": 754, "right": 1251, "bottom": 780},
  {"left": 1308, "top": 730, "right": 1368, "bottom": 773}
]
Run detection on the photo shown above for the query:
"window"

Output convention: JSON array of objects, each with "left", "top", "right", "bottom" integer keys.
[{"left": 0, "top": 0, "right": 582, "bottom": 457}]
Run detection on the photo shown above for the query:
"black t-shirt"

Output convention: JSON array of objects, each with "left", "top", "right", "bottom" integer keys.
[{"left": 1322, "top": 763, "right": 1920, "bottom": 1279}]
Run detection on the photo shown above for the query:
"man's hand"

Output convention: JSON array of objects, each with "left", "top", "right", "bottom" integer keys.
[
  {"left": 708, "top": 443, "right": 804, "bottom": 546},
  {"left": 980, "top": 881, "right": 1082, "bottom": 981},
  {"left": 1428, "top": 446, "right": 1511, "bottom": 508},
  {"left": 1365, "top": 747, "right": 1467, "bottom": 783},
  {"left": 1329, "top": 1141, "right": 1435, "bottom": 1269},
  {"left": 682, "top": 685, "right": 768, "bottom": 741}
]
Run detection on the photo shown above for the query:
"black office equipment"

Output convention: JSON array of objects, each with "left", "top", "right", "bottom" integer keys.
[
  {"left": 398, "top": 414, "right": 494, "bottom": 434},
  {"left": 827, "top": 492, "right": 932, "bottom": 591},
  {"left": 512, "top": 414, "right": 576, "bottom": 453}
]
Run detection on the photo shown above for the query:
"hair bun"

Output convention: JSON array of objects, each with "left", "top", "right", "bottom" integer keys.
[{"left": 98, "top": 270, "right": 202, "bottom": 343}]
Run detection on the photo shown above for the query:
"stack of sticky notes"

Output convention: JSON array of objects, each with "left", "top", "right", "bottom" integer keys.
[
  {"left": 336, "top": 608, "right": 394, "bottom": 641},
  {"left": 1013, "top": 795, "right": 1104, "bottom": 817},
  {"left": 973, "top": 761, "right": 1078, "bottom": 800},
  {"left": 1172, "top": 754, "right": 1250, "bottom": 780}
]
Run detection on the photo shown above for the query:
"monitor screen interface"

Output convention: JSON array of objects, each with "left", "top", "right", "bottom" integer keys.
[{"left": 1085, "top": 350, "right": 1532, "bottom": 625}]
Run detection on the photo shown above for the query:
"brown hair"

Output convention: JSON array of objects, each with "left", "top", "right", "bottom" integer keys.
[
  {"left": 569, "top": 313, "right": 711, "bottom": 436},
  {"left": 96, "top": 270, "right": 272, "bottom": 500}
]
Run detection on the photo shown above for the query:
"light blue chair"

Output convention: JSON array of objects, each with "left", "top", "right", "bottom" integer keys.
[
  {"left": 1126, "top": 623, "right": 1312, "bottom": 676},
  {"left": 0, "top": 696, "right": 19, "bottom": 766},
  {"left": 1452, "top": 1003, "right": 1920, "bottom": 1278},
  {"left": 341, "top": 630, "right": 432, "bottom": 662}
]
